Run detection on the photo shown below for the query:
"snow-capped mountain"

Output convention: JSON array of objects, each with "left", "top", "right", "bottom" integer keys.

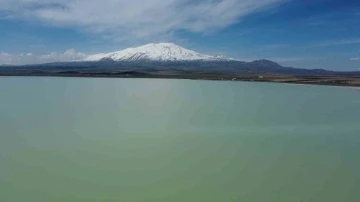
[{"left": 84, "top": 43, "right": 234, "bottom": 62}]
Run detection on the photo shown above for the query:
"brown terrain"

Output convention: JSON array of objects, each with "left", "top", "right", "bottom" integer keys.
[{"left": 1, "top": 71, "right": 360, "bottom": 87}]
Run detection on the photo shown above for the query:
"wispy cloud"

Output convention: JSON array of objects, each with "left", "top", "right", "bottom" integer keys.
[
  {"left": 309, "top": 38, "right": 360, "bottom": 47},
  {"left": 0, "top": 0, "right": 288, "bottom": 41},
  {"left": 0, "top": 49, "right": 86, "bottom": 65},
  {"left": 350, "top": 57, "right": 360, "bottom": 61}
]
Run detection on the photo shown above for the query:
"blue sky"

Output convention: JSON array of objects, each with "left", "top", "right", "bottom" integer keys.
[{"left": 0, "top": 0, "right": 360, "bottom": 70}]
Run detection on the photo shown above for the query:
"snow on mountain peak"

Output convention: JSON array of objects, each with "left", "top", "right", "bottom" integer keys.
[{"left": 84, "top": 43, "right": 233, "bottom": 62}]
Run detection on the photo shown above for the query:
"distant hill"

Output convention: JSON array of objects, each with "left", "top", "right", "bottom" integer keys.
[{"left": 1, "top": 43, "right": 359, "bottom": 77}]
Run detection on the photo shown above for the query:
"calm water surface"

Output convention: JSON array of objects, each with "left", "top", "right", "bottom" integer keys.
[{"left": 0, "top": 77, "right": 360, "bottom": 202}]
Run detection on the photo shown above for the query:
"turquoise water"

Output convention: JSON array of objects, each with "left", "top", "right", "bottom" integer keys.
[{"left": 0, "top": 77, "right": 359, "bottom": 202}]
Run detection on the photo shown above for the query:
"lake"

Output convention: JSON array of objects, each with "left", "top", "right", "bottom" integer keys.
[{"left": 0, "top": 77, "right": 359, "bottom": 202}]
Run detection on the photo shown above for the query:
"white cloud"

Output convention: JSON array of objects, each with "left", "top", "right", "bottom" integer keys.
[
  {"left": 0, "top": 0, "right": 287, "bottom": 41},
  {"left": 0, "top": 52, "right": 11, "bottom": 57},
  {"left": 0, "top": 52, "right": 13, "bottom": 64},
  {"left": 0, "top": 49, "right": 87, "bottom": 65},
  {"left": 39, "top": 49, "right": 87, "bottom": 61},
  {"left": 350, "top": 57, "right": 360, "bottom": 61}
]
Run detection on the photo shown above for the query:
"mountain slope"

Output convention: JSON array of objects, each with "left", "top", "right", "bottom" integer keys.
[{"left": 84, "top": 43, "right": 232, "bottom": 62}]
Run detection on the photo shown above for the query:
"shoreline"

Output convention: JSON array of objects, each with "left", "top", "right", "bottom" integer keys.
[{"left": 1, "top": 72, "right": 360, "bottom": 87}]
